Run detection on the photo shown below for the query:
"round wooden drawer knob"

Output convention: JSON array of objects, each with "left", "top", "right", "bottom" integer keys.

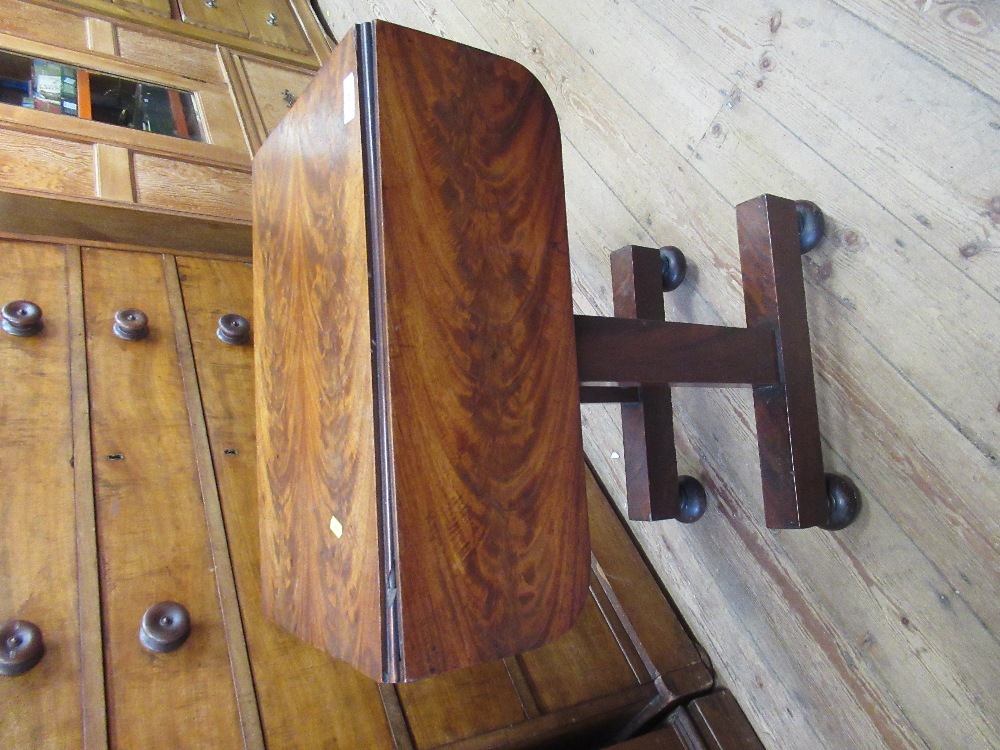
[
  {"left": 0, "top": 620, "right": 45, "bottom": 676},
  {"left": 139, "top": 602, "right": 191, "bottom": 653},
  {"left": 2, "top": 300, "right": 43, "bottom": 337},
  {"left": 114, "top": 308, "right": 149, "bottom": 341},
  {"left": 217, "top": 314, "right": 251, "bottom": 345}
]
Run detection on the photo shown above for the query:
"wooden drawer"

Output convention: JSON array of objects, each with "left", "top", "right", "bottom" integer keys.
[
  {"left": 0, "top": 0, "right": 321, "bottom": 66},
  {"left": 242, "top": 0, "right": 309, "bottom": 53},
  {"left": 117, "top": 0, "right": 173, "bottom": 19},
  {"left": 177, "top": 257, "right": 399, "bottom": 749},
  {"left": 132, "top": 153, "right": 252, "bottom": 219},
  {"left": 83, "top": 248, "right": 246, "bottom": 749},
  {"left": 116, "top": 26, "right": 227, "bottom": 85},
  {"left": 0, "top": 128, "right": 96, "bottom": 199},
  {"left": 0, "top": 242, "right": 85, "bottom": 749},
  {"left": 177, "top": 0, "right": 249, "bottom": 38},
  {"left": 0, "top": 0, "right": 89, "bottom": 51},
  {"left": 230, "top": 53, "right": 314, "bottom": 149},
  {"left": 178, "top": 255, "right": 710, "bottom": 748},
  {"left": 0, "top": 242, "right": 710, "bottom": 750},
  {"left": 175, "top": 0, "right": 309, "bottom": 53}
]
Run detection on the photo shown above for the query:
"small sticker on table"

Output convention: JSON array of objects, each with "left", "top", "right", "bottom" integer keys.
[
  {"left": 329, "top": 514, "right": 343, "bottom": 539},
  {"left": 343, "top": 73, "right": 356, "bottom": 125}
]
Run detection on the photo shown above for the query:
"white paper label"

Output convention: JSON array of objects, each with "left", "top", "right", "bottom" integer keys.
[
  {"left": 343, "top": 73, "right": 356, "bottom": 125},
  {"left": 329, "top": 513, "right": 343, "bottom": 539}
]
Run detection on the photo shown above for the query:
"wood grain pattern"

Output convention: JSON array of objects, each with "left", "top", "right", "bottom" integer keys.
[
  {"left": 117, "top": 0, "right": 172, "bottom": 20},
  {"left": 737, "top": 195, "right": 826, "bottom": 529},
  {"left": 197, "top": 85, "right": 254, "bottom": 155},
  {"left": 373, "top": 20, "right": 589, "bottom": 680},
  {"left": 0, "top": 190, "right": 251, "bottom": 258},
  {"left": 0, "top": 242, "right": 84, "bottom": 749},
  {"left": 254, "top": 29, "right": 386, "bottom": 681},
  {"left": 133, "top": 153, "right": 252, "bottom": 220},
  {"left": 24, "top": 0, "right": 320, "bottom": 68},
  {"left": 93, "top": 144, "right": 134, "bottom": 203},
  {"left": 607, "top": 246, "right": 678, "bottom": 521},
  {"left": 0, "top": 102, "right": 250, "bottom": 173},
  {"left": 240, "top": 55, "right": 314, "bottom": 136},
  {"left": 163, "top": 256, "right": 264, "bottom": 750},
  {"left": 392, "top": 466, "right": 710, "bottom": 747},
  {"left": 686, "top": 690, "right": 766, "bottom": 750},
  {"left": 67, "top": 245, "right": 109, "bottom": 750},
  {"left": 0, "top": 31, "right": 197, "bottom": 94},
  {"left": 84, "top": 17, "right": 117, "bottom": 55},
  {"left": 575, "top": 316, "right": 779, "bottom": 387},
  {"left": 585, "top": 471, "right": 709, "bottom": 692},
  {"left": 242, "top": 0, "right": 310, "bottom": 53},
  {"left": 176, "top": 0, "right": 249, "bottom": 37},
  {"left": 0, "top": 127, "right": 95, "bottom": 199},
  {"left": 652, "top": 0, "right": 1000, "bottom": 303},
  {"left": 11, "top": 0, "right": 997, "bottom": 745},
  {"left": 0, "top": 0, "right": 88, "bottom": 51},
  {"left": 830, "top": 0, "right": 1000, "bottom": 102},
  {"left": 354, "top": 0, "right": 1000, "bottom": 746},
  {"left": 516, "top": 585, "right": 639, "bottom": 714},
  {"left": 83, "top": 248, "right": 244, "bottom": 750},
  {"left": 177, "top": 256, "right": 398, "bottom": 749},
  {"left": 439, "top": 683, "right": 661, "bottom": 750},
  {"left": 116, "top": 27, "right": 224, "bottom": 84},
  {"left": 396, "top": 661, "right": 527, "bottom": 747}
]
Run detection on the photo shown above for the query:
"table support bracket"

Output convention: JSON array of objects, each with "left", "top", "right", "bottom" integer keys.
[{"left": 575, "top": 195, "right": 860, "bottom": 530}]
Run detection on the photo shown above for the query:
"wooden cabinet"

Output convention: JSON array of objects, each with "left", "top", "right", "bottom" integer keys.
[
  {"left": 0, "top": 0, "right": 321, "bottom": 228},
  {"left": 0, "top": 243, "right": 84, "bottom": 749},
  {"left": 84, "top": 248, "right": 248, "bottom": 749},
  {"left": 176, "top": 0, "right": 250, "bottom": 38},
  {"left": 22, "top": 0, "right": 327, "bottom": 63},
  {"left": 228, "top": 52, "right": 313, "bottom": 147},
  {"left": 0, "top": 235, "right": 712, "bottom": 748},
  {"left": 0, "top": 6, "right": 720, "bottom": 749},
  {"left": 240, "top": 0, "right": 308, "bottom": 52},
  {"left": 117, "top": 0, "right": 172, "bottom": 20}
]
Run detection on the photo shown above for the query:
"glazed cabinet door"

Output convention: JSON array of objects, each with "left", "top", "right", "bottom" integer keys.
[
  {"left": 0, "top": 242, "right": 86, "bottom": 748},
  {"left": 82, "top": 248, "right": 248, "bottom": 750}
]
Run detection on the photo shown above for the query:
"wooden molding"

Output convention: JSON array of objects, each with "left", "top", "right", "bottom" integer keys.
[{"left": 0, "top": 190, "right": 251, "bottom": 257}]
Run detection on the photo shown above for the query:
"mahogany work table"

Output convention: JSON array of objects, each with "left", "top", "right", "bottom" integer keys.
[
  {"left": 255, "top": 20, "right": 588, "bottom": 684},
  {"left": 254, "top": 20, "right": 859, "bottom": 685}
]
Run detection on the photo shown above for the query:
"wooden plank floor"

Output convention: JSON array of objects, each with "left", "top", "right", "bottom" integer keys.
[{"left": 315, "top": 2, "right": 1000, "bottom": 748}]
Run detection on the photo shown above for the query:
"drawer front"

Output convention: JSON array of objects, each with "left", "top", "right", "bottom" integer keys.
[
  {"left": 241, "top": 0, "right": 309, "bottom": 53},
  {"left": 132, "top": 153, "right": 252, "bottom": 220},
  {"left": 177, "top": 256, "right": 398, "bottom": 749},
  {"left": 116, "top": 27, "right": 227, "bottom": 85},
  {"left": 0, "top": 0, "right": 88, "bottom": 51},
  {"left": 83, "top": 248, "right": 245, "bottom": 750},
  {"left": 117, "top": 0, "right": 173, "bottom": 19},
  {"left": 240, "top": 56, "right": 313, "bottom": 140},
  {"left": 177, "top": 0, "right": 249, "bottom": 38},
  {"left": 397, "top": 660, "right": 528, "bottom": 747},
  {"left": 0, "top": 128, "right": 96, "bottom": 199},
  {"left": 0, "top": 242, "right": 84, "bottom": 749},
  {"left": 517, "top": 585, "right": 642, "bottom": 713}
]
